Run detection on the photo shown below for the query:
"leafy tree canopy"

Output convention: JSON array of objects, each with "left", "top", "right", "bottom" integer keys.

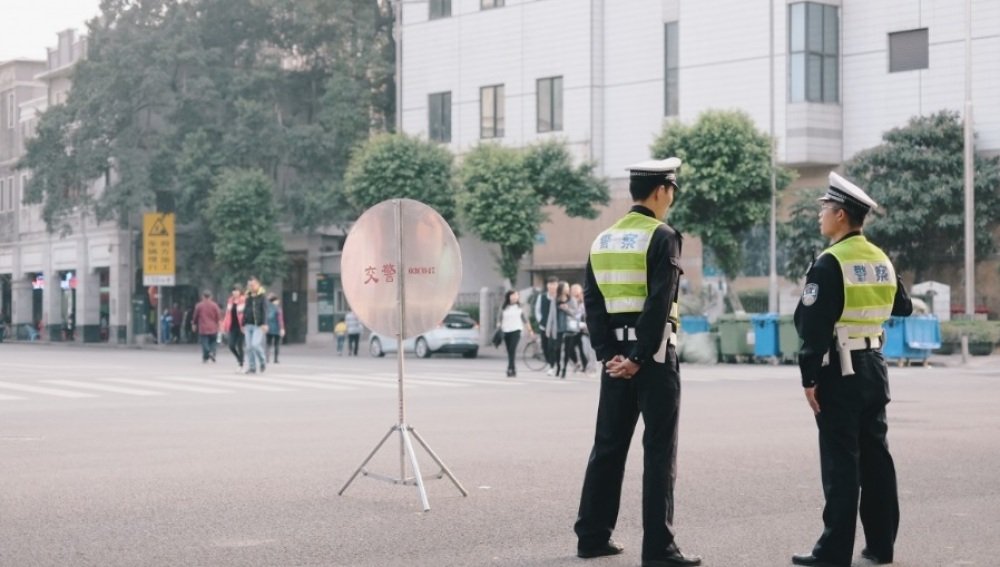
[
  {"left": 778, "top": 188, "right": 828, "bottom": 280},
  {"left": 343, "top": 133, "right": 458, "bottom": 230},
  {"left": 17, "top": 0, "right": 394, "bottom": 279},
  {"left": 843, "top": 110, "right": 1000, "bottom": 279},
  {"left": 205, "top": 168, "right": 286, "bottom": 286},
  {"left": 651, "top": 109, "right": 793, "bottom": 280},
  {"left": 458, "top": 140, "right": 610, "bottom": 283}
]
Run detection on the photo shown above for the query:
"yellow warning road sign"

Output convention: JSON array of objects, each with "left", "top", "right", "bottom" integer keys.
[{"left": 143, "top": 213, "right": 176, "bottom": 286}]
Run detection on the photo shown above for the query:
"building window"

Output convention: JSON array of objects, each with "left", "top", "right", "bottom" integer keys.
[
  {"left": 6, "top": 177, "right": 12, "bottom": 211},
  {"left": 788, "top": 2, "right": 839, "bottom": 103},
  {"left": 429, "top": 0, "right": 451, "bottom": 20},
  {"left": 480, "top": 84, "right": 505, "bottom": 139},
  {"left": 664, "top": 21, "right": 679, "bottom": 116},
  {"left": 536, "top": 76, "right": 563, "bottom": 133},
  {"left": 6, "top": 93, "right": 14, "bottom": 129},
  {"left": 889, "top": 28, "right": 929, "bottom": 72},
  {"left": 481, "top": 0, "right": 504, "bottom": 8},
  {"left": 428, "top": 91, "right": 451, "bottom": 143},
  {"left": 0, "top": 178, "right": 5, "bottom": 212}
]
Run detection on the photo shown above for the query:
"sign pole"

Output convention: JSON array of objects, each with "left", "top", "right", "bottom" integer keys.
[{"left": 338, "top": 199, "right": 468, "bottom": 511}]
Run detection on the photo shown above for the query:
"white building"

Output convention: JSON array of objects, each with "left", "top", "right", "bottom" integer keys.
[
  {"left": 0, "top": 30, "right": 138, "bottom": 342},
  {"left": 400, "top": 0, "right": 1000, "bottom": 311}
]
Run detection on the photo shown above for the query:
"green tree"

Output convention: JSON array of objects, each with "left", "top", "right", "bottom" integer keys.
[
  {"left": 522, "top": 139, "right": 609, "bottom": 219},
  {"left": 17, "top": 0, "right": 394, "bottom": 264},
  {"left": 458, "top": 140, "right": 610, "bottom": 283},
  {"left": 843, "top": 110, "right": 1000, "bottom": 280},
  {"left": 778, "top": 188, "right": 828, "bottom": 279},
  {"left": 206, "top": 169, "right": 286, "bottom": 286},
  {"left": 343, "top": 133, "right": 458, "bottom": 228},
  {"left": 651, "top": 110, "right": 793, "bottom": 308},
  {"left": 458, "top": 144, "right": 541, "bottom": 283}
]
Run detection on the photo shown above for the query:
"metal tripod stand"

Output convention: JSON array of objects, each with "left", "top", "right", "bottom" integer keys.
[{"left": 338, "top": 200, "right": 468, "bottom": 511}]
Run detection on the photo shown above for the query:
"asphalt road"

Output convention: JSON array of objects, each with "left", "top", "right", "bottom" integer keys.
[{"left": 1, "top": 343, "right": 998, "bottom": 567}]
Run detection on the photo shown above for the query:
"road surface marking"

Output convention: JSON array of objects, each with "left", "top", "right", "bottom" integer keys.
[
  {"left": 264, "top": 374, "right": 398, "bottom": 389},
  {"left": 241, "top": 376, "right": 356, "bottom": 391},
  {"left": 0, "top": 381, "right": 98, "bottom": 398},
  {"left": 102, "top": 378, "right": 232, "bottom": 394},
  {"left": 43, "top": 380, "right": 165, "bottom": 396},
  {"left": 164, "top": 376, "right": 290, "bottom": 392}
]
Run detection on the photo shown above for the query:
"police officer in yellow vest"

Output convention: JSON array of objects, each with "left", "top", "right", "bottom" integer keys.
[
  {"left": 574, "top": 158, "right": 701, "bottom": 567},
  {"left": 792, "top": 172, "right": 913, "bottom": 567}
]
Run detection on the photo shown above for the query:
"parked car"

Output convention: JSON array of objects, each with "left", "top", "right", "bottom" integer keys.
[{"left": 369, "top": 311, "right": 480, "bottom": 358}]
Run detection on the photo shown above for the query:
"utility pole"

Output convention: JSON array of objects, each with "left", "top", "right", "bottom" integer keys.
[
  {"left": 960, "top": 0, "right": 975, "bottom": 362},
  {"left": 394, "top": 0, "right": 403, "bottom": 132},
  {"left": 767, "top": 0, "right": 779, "bottom": 314},
  {"left": 963, "top": 0, "right": 975, "bottom": 318}
]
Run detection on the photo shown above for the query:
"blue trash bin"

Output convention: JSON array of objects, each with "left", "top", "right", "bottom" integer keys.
[
  {"left": 751, "top": 313, "right": 780, "bottom": 358},
  {"left": 680, "top": 315, "right": 710, "bottom": 334},
  {"left": 883, "top": 315, "right": 941, "bottom": 365}
]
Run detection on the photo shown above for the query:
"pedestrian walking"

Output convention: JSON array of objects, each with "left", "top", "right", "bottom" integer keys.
[
  {"left": 169, "top": 302, "right": 182, "bottom": 343},
  {"left": 574, "top": 158, "right": 701, "bottom": 567},
  {"left": 570, "top": 283, "right": 593, "bottom": 373},
  {"left": 265, "top": 293, "right": 285, "bottom": 364},
  {"left": 534, "top": 276, "right": 559, "bottom": 374},
  {"left": 498, "top": 289, "right": 533, "bottom": 377},
  {"left": 191, "top": 291, "right": 222, "bottom": 363},
  {"left": 222, "top": 284, "right": 246, "bottom": 370},
  {"left": 345, "top": 310, "right": 362, "bottom": 356},
  {"left": 555, "top": 281, "right": 577, "bottom": 378},
  {"left": 334, "top": 319, "right": 347, "bottom": 355},
  {"left": 159, "top": 310, "right": 172, "bottom": 344},
  {"left": 790, "top": 172, "right": 913, "bottom": 567},
  {"left": 242, "top": 276, "right": 269, "bottom": 374}
]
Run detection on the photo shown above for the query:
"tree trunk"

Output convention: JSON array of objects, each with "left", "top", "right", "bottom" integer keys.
[{"left": 724, "top": 274, "right": 746, "bottom": 314}]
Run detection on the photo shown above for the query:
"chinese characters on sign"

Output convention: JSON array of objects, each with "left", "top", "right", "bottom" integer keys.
[
  {"left": 362, "top": 263, "right": 436, "bottom": 284},
  {"left": 143, "top": 213, "right": 176, "bottom": 286}
]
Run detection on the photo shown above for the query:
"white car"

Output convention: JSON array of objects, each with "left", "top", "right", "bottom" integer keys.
[{"left": 369, "top": 311, "right": 480, "bottom": 359}]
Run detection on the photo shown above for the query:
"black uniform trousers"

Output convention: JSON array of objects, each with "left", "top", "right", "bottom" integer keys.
[
  {"left": 812, "top": 348, "right": 899, "bottom": 566},
  {"left": 575, "top": 345, "right": 680, "bottom": 560}
]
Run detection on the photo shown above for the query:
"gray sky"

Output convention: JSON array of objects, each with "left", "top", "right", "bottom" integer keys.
[{"left": 0, "top": 0, "right": 103, "bottom": 62}]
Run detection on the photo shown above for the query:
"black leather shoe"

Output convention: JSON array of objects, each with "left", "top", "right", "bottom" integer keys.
[
  {"left": 642, "top": 547, "right": 702, "bottom": 567},
  {"left": 861, "top": 548, "right": 892, "bottom": 564},
  {"left": 577, "top": 539, "right": 624, "bottom": 559},
  {"left": 791, "top": 553, "right": 844, "bottom": 566}
]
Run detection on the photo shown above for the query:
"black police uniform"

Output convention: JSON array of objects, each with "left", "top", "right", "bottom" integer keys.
[
  {"left": 794, "top": 231, "right": 913, "bottom": 566},
  {"left": 574, "top": 204, "right": 685, "bottom": 561}
]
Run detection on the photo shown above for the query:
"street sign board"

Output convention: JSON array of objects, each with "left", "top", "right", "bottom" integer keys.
[
  {"left": 142, "top": 212, "right": 176, "bottom": 286},
  {"left": 340, "top": 199, "right": 462, "bottom": 339}
]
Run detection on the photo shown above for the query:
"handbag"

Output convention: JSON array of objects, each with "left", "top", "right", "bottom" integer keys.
[{"left": 492, "top": 327, "right": 504, "bottom": 348}]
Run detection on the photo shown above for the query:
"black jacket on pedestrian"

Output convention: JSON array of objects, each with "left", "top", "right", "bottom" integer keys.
[{"left": 243, "top": 290, "right": 268, "bottom": 327}]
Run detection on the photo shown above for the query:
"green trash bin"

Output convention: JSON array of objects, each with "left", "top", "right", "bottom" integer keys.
[
  {"left": 717, "top": 314, "right": 753, "bottom": 363},
  {"left": 778, "top": 315, "right": 800, "bottom": 363}
]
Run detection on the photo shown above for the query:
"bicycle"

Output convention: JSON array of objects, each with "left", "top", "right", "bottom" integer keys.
[{"left": 521, "top": 335, "right": 548, "bottom": 371}]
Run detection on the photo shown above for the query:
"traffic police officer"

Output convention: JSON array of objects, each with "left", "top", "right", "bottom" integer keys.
[
  {"left": 574, "top": 158, "right": 701, "bottom": 567},
  {"left": 792, "top": 172, "right": 913, "bottom": 567}
]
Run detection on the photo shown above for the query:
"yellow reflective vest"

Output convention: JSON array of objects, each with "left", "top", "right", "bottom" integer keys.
[
  {"left": 823, "top": 235, "right": 897, "bottom": 338},
  {"left": 590, "top": 212, "right": 679, "bottom": 319}
]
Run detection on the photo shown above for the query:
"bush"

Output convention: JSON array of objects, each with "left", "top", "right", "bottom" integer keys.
[
  {"left": 940, "top": 320, "right": 1000, "bottom": 344},
  {"left": 454, "top": 304, "right": 480, "bottom": 324},
  {"left": 726, "top": 289, "right": 769, "bottom": 313}
]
